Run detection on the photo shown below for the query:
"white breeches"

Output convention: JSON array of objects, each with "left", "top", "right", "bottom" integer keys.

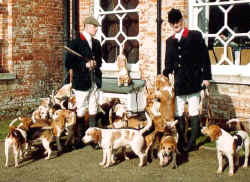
[
  {"left": 73, "top": 86, "right": 100, "bottom": 117},
  {"left": 175, "top": 91, "right": 200, "bottom": 117}
]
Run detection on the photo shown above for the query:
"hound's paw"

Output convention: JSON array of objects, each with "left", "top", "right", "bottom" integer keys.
[
  {"left": 111, "top": 160, "right": 116, "bottom": 165},
  {"left": 138, "top": 163, "right": 145, "bottom": 167},
  {"left": 99, "top": 162, "right": 105, "bottom": 166},
  {"left": 125, "top": 156, "right": 130, "bottom": 160},
  {"left": 216, "top": 170, "right": 222, "bottom": 176},
  {"left": 103, "top": 164, "right": 110, "bottom": 168},
  {"left": 172, "top": 164, "right": 178, "bottom": 169}
]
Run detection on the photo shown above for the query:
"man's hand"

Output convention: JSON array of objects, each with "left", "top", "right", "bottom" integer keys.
[
  {"left": 86, "top": 60, "right": 96, "bottom": 69},
  {"left": 202, "top": 80, "right": 210, "bottom": 88}
]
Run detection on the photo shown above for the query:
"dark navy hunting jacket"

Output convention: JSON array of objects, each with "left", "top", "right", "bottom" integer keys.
[
  {"left": 65, "top": 33, "right": 102, "bottom": 91},
  {"left": 163, "top": 28, "right": 212, "bottom": 96}
]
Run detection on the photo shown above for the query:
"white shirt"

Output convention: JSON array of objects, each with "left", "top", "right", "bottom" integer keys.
[
  {"left": 175, "top": 28, "right": 184, "bottom": 42},
  {"left": 82, "top": 31, "right": 92, "bottom": 49}
]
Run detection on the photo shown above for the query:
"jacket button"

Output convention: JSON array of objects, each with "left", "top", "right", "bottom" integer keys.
[
  {"left": 178, "top": 64, "right": 181, "bottom": 67},
  {"left": 178, "top": 46, "right": 181, "bottom": 50},
  {"left": 179, "top": 55, "right": 182, "bottom": 58}
]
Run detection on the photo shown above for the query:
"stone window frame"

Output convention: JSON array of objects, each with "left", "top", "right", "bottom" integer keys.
[
  {"left": 189, "top": 0, "right": 250, "bottom": 84},
  {"left": 0, "top": 1, "right": 16, "bottom": 80},
  {"left": 93, "top": 0, "right": 140, "bottom": 78}
]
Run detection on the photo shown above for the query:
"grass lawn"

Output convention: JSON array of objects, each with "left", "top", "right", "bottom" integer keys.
[
  {"left": 196, "top": 134, "right": 216, "bottom": 149},
  {"left": 0, "top": 119, "right": 12, "bottom": 140}
]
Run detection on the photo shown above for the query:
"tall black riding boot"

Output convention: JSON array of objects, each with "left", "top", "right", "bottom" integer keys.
[
  {"left": 183, "top": 115, "right": 200, "bottom": 152},
  {"left": 176, "top": 116, "right": 186, "bottom": 153},
  {"left": 75, "top": 117, "right": 85, "bottom": 148},
  {"left": 89, "top": 114, "right": 101, "bottom": 149},
  {"left": 89, "top": 114, "right": 96, "bottom": 127}
]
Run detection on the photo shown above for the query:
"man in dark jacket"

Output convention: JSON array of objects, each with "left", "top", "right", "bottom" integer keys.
[
  {"left": 65, "top": 16, "right": 102, "bottom": 131},
  {"left": 163, "top": 8, "right": 212, "bottom": 152}
]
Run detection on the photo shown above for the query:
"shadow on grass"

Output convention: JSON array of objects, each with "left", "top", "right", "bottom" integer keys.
[
  {"left": 197, "top": 135, "right": 216, "bottom": 149},
  {"left": 17, "top": 144, "right": 59, "bottom": 168}
]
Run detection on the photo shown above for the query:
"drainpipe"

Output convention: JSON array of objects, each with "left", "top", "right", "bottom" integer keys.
[
  {"left": 63, "top": 0, "right": 70, "bottom": 84},
  {"left": 63, "top": 0, "right": 70, "bottom": 45},
  {"left": 63, "top": 0, "right": 79, "bottom": 84},
  {"left": 156, "top": 0, "right": 163, "bottom": 75},
  {"left": 72, "top": 0, "right": 79, "bottom": 39}
]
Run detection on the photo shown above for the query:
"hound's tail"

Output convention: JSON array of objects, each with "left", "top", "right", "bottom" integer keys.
[
  {"left": 9, "top": 117, "right": 21, "bottom": 127},
  {"left": 228, "top": 118, "right": 250, "bottom": 124},
  {"left": 140, "top": 112, "right": 153, "bottom": 135},
  {"left": 227, "top": 118, "right": 240, "bottom": 124},
  {"left": 30, "top": 122, "right": 52, "bottom": 130}
]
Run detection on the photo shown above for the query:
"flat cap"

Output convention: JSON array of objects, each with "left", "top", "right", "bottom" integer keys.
[{"left": 84, "top": 16, "right": 101, "bottom": 26}]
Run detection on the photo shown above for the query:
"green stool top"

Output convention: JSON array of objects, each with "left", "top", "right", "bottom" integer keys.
[{"left": 101, "top": 78, "right": 145, "bottom": 94}]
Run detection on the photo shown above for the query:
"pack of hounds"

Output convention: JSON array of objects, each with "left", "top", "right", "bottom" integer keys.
[{"left": 4, "top": 74, "right": 250, "bottom": 176}]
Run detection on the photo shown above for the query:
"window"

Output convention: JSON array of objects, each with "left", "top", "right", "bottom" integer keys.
[
  {"left": 94, "top": 0, "right": 139, "bottom": 75},
  {"left": 189, "top": 0, "right": 250, "bottom": 78}
]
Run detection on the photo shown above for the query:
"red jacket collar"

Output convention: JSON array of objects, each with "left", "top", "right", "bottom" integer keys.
[
  {"left": 172, "top": 28, "right": 189, "bottom": 39},
  {"left": 80, "top": 33, "right": 86, "bottom": 41}
]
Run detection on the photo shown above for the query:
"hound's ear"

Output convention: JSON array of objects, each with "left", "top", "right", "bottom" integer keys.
[
  {"left": 168, "top": 73, "right": 175, "bottom": 88},
  {"left": 122, "top": 112, "right": 128, "bottom": 120},
  {"left": 213, "top": 129, "right": 222, "bottom": 141},
  {"left": 40, "top": 97, "right": 51, "bottom": 106},
  {"left": 93, "top": 129, "right": 102, "bottom": 144},
  {"left": 210, "top": 125, "right": 222, "bottom": 141}
]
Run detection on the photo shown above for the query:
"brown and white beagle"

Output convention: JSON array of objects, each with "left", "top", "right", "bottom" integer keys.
[
  {"left": 5, "top": 124, "right": 53, "bottom": 168},
  {"left": 82, "top": 112, "right": 153, "bottom": 168},
  {"left": 201, "top": 124, "right": 249, "bottom": 176},
  {"left": 158, "top": 134, "right": 178, "bottom": 168}
]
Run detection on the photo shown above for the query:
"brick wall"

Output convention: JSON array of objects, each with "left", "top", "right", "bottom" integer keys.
[
  {"left": 0, "top": 0, "right": 249, "bottom": 120},
  {"left": 0, "top": 0, "right": 64, "bottom": 113},
  {"left": 209, "top": 80, "right": 250, "bottom": 119}
]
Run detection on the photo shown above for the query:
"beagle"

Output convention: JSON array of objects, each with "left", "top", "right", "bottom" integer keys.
[
  {"left": 32, "top": 98, "right": 52, "bottom": 123},
  {"left": 116, "top": 53, "right": 131, "bottom": 87},
  {"left": 5, "top": 125, "right": 53, "bottom": 168},
  {"left": 158, "top": 135, "right": 178, "bottom": 168},
  {"left": 51, "top": 109, "right": 77, "bottom": 152},
  {"left": 201, "top": 124, "right": 249, "bottom": 176},
  {"left": 227, "top": 118, "right": 250, "bottom": 134},
  {"left": 82, "top": 112, "right": 153, "bottom": 168}
]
